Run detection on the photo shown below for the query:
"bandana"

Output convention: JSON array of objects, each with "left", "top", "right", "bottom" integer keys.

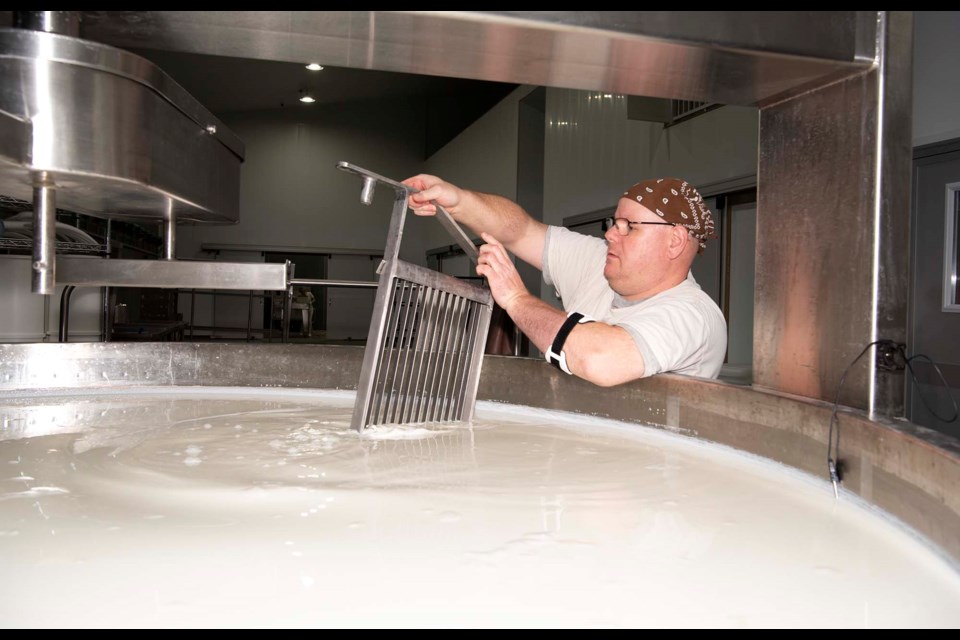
[{"left": 622, "top": 178, "right": 717, "bottom": 253}]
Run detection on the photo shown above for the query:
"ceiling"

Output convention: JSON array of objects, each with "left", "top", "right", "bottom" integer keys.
[
  {"left": 132, "top": 48, "right": 514, "bottom": 114},
  {"left": 131, "top": 48, "right": 517, "bottom": 157}
]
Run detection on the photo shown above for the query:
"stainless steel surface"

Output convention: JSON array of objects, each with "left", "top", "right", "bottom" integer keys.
[
  {"left": 358, "top": 264, "right": 492, "bottom": 428},
  {"left": 57, "top": 257, "right": 289, "bottom": 290},
  {"left": 432, "top": 204, "right": 481, "bottom": 265},
  {"left": 80, "top": 11, "right": 876, "bottom": 107},
  {"left": 0, "top": 343, "right": 368, "bottom": 391},
  {"left": 1, "top": 342, "right": 958, "bottom": 564},
  {"left": 754, "top": 12, "right": 912, "bottom": 416},
  {"left": 1, "top": 27, "right": 243, "bottom": 158},
  {"left": 13, "top": 11, "right": 80, "bottom": 37},
  {"left": 360, "top": 176, "right": 376, "bottom": 206},
  {"left": 282, "top": 286, "right": 292, "bottom": 343},
  {"left": 288, "top": 278, "right": 377, "bottom": 289},
  {"left": 163, "top": 199, "right": 176, "bottom": 260},
  {"left": 341, "top": 163, "right": 493, "bottom": 430},
  {"left": 31, "top": 181, "right": 56, "bottom": 294},
  {"left": 393, "top": 261, "right": 490, "bottom": 303},
  {"left": 352, "top": 188, "right": 410, "bottom": 429},
  {"left": 247, "top": 289, "right": 254, "bottom": 340},
  {"left": 872, "top": 11, "right": 913, "bottom": 416},
  {"left": 0, "top": 109, "right": 30, "bottom": 166},
  {"left": 0, "top": 27, "right": 243, "bottom": 223},
  {"left": 201, "top": 243, "right": 383, "bottom": 257}
]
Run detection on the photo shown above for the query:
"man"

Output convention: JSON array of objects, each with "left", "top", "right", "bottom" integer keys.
[{"left": 403, "top": 175, "right": 726, "bottom": 386}]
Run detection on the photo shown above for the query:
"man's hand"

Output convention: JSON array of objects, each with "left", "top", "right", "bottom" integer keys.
[
  {"left": 402, "top": 174, "right": 462, "bottom": 216},
  {"left": 476, "top": 232, "right": 530, "bottom": 312}
]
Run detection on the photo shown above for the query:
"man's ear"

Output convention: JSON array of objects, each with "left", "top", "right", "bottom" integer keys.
[{"left": 668, "top": 225, "right": 689, "bottom": 259}]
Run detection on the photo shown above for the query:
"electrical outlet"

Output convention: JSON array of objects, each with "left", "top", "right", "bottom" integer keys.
[{"left": 876, "top": 342, "right": 906, "bottom": 371}]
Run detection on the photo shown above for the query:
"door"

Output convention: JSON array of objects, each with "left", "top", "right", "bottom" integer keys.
[{"left": 909, "top": 142, "right": 960, "bottom": 437}]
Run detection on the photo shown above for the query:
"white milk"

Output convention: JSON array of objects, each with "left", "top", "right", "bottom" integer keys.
[{"left": 1, "top": 387, "right": 958, "bottom": 627}]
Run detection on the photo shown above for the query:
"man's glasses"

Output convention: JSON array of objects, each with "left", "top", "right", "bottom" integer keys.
[{"left": 604, "top": 217, "right": 676, "bottom": 236}]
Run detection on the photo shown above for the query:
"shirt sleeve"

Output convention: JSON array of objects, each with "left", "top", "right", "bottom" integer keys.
[{"left": 542, "top": 226, "right": 607, "bottom": 308}]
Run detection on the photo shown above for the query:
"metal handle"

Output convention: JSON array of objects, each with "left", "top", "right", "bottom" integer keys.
[{"left": 337, "top": 161, "right": 480, "bottom": 263}]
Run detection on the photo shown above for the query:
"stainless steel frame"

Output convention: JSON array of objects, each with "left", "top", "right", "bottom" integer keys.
[
  {"left": 57, "top": 257, "right": 290, "bottom": 291},
  {"left": 31, "top": 179, "right": 56, "bottom": 294},
  {"left": 0, "top": 27, "right": 243, "bottom": 223},
  {"left": 80, "top": 11, "right": 876, "bottom": 107},
  {"left": 755, "top": 12, "right": 912, "bottom": 416},
  {"left": 0, "top": 25, "right": 245, "bottom": 293},
  {"left": 338, "top": 163, "right": 493, "bottom": 431},
  {"left": 1, "top": 343, "right": 957, "bottom": 565}
]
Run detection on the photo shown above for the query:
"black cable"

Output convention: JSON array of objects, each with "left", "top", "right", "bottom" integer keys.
[
  {"left": 827, "top": 340, "right": 959, "bottom": 497},
  {"left": 897, "top": 344, "right": 959, "bottom": 423},
  {"left": 826, "top": 341, "right": 890, "bottom": 493}
]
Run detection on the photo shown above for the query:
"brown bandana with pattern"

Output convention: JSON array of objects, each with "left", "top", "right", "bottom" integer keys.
[{"left": 622, "top": 178, "right": 717, "bottom": 253}]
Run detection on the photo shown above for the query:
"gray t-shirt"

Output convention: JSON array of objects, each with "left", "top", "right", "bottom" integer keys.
[{"left": 542, "top": 226, "right": 727, "bottom": 379}]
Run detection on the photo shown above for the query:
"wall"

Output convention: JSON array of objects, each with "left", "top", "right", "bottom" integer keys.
[
  {"left": 542, "top": 91, "right": 759, "bottom": 226},
  {"left": 913, "top": 11, "right": 960, "bottom": 147},
  {"left": 906, "top": 12, "right": 960, "bottom": 436},
  {"left": 173, "top": 98, "right": 430, "bottom": 334},
  {"left": 421, "top": 85, "right": 533, "bottom": 257},
  {"left": 178, "top": 98, "right": 429, "bottom": 263}
]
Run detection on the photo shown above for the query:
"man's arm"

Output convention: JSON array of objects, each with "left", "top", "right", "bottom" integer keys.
[
  {"left": 403, "top": 174, "right": 547, "bottom": 270},
  {"left": 477, "top": 233, "right": 645, "bottom": 387}
]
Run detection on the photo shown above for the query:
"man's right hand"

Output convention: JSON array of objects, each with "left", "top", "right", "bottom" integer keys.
[
  {"left": 401, "top": 175, "right": 547, "bottom": 271},
  {"left": 402, "top": 174, "right": 463, "bottom": 216}
]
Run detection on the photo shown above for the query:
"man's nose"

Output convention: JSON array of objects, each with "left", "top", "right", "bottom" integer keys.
[{"left": 604, "top": 224, "right": 620, "bottom": 243}]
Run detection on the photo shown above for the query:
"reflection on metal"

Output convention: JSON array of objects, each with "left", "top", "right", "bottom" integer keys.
[
  {"left": 200, "top": 243, "right": 383, "bottom": 257},
  {"left": 338, "top": 162, "right": 492, "bottom": 431},
  {"left": 13, "top": 11, "right": 81, "bottom": 37},
  {"left": 288, "top": 278, "right": 377, "bottom": 289},
  {"left": 163, "top": 198, "right": 176, "bottom": 261},
  {"left": 359, "top": 176, "right": 377, "bottom": 206},
  {"left": 80, "top": 11, "right": 876, "bottom": 107},
  {"left": 57, "top": 257, "right": 289, "bottom": 291},
  {"left": 0, "top": 342, "right": 958, "bottom": 564},
  {"left": 0, "top": 27, "right": 243, "bottom": 223},
  {"left": 755, "top": 12, "right": 911, "bottom": 415},
  {"left": 31, "top": 180, "right": 56, "bottom": 294}
]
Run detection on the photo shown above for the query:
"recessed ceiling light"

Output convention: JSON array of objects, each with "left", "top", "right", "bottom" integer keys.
[
  {"left": 305, "top": 63, "right": 324, "bottom": 71},
  {"left": 299, "top": 89, "right": 316, "bottom": 103}
]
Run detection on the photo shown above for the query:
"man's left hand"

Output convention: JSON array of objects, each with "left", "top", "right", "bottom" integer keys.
[{"left": 476, "top": 232, "right": 530, "bottom": 312}]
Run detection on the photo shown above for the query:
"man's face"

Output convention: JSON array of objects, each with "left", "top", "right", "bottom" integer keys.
[{"left": 603, "top": 198, "right": 673, "bottom": 297}]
